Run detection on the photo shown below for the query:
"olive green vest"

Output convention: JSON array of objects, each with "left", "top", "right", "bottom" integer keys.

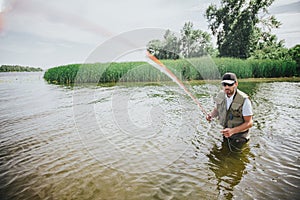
[{"left": 214, "top": 89, "right": 249, "bottom": 130}]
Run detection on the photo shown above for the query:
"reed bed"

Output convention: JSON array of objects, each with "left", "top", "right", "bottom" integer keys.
[{"left": 43, "top": 58, "right": 297, "bottom": 85}]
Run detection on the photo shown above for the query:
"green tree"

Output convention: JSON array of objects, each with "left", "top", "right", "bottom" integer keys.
[
  {"left": 147, "top": 39, "right": 165, "bottom": 59},
  {"left": 206, "top": 0, "right": 281, "bottom": 59},
  {"left": 147, "top": 22, "right": 215, "bottom": 59},
  {"left": 162, "top": 30, "right": 181, "bottom": 59},
  {"left": 180, "top": 22, "right": 214, "bottom": 58},
  {"left": 147, "top": 30, "right": 180, "bottom": 59},
  {"left": 289, "top": 44, "right": 300, "bottom": 74}
]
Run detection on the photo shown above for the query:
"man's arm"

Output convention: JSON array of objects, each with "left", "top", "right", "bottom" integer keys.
[
  {"left": 206, "top": 107, "right": 218, "bottom": 121},
  {"left": 221, "top": 115, "right": 253, "bottom": 138}
]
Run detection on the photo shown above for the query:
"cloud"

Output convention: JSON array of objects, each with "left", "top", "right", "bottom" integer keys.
[
  {"left": 270, "top": 1, "right": 300, "bottom": 14},
  {"left": 0, "top": 0, "right": 202, "bottom": 68},
  {"left": 0, "top": 0, "right": 299, "bottom": 68},
  {"left": 269, "top": 1, "right": 300, "bottom": 47},
  {"left": 3, "top": 0, "right": 112, "bottom": 43}
]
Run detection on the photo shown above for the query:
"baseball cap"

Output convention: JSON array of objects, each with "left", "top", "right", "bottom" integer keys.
[{"left": 221, "top": 72, "right": 237, "bottom": 84}]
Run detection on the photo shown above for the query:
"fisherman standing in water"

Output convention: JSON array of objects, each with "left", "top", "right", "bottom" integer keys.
[{"left": 206, "top": 73, "right": 253, "bottom": 149}]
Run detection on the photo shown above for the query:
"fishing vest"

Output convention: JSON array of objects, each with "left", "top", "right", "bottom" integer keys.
[{"left": 214, "top": 89, "right": 249, "bottom": 132}]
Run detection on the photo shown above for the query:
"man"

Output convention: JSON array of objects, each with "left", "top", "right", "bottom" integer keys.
[{"left": 206, "top": 72, "right": 253, "bottom": 148}]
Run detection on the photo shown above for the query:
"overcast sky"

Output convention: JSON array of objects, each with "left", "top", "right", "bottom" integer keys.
[{"left": 0, "top": 0, "right": 299, "bottom": 69}]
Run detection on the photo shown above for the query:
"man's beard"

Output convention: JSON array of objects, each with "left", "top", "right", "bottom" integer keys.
[{"left": 225, "top": 88, "right": 235, "bottom": 97}]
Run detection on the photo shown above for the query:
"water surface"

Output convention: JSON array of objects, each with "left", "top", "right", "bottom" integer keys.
[{"left": 0, "top": 72, "right": 299, "bottom": 199}]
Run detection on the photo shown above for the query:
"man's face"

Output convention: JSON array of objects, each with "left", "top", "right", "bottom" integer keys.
[{"left": 222, "top": 82, "right": 238, "bottom": 97}]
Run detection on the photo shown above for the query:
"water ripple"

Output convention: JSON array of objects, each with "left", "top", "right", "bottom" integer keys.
[{"left": 0, "top": 73, "right": 299, "bottom": 199}]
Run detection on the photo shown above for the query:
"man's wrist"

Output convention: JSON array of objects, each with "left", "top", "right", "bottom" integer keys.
[{"left": 210, "top": 112, "right": 216, "bottom": 118}]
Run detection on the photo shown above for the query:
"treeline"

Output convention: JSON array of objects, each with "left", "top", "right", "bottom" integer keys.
[
  {"left": 147, "top": 0, "right": 300, "bottom": 73},
  {"left": 0, "top": 65, "right": 43, "bottom": 72},
  {"left": 147, "top": 23, "right": 300, "bottom": 72},
  {"left": 43, "top": 58, "right": 297, "bottom": 85}
]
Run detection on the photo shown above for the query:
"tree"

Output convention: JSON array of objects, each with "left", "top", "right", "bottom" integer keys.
[
  {"left": 206, "top": 0, "right": 281, "bottom": 59},
  {"left": 289, "top": 44, "right": 300, "bottom": 73},
  {"left": 147, "top": 31, "right": 180, "bottom": 59},
  {"left": 180, "top": 22, "right": 214, "bottom": 58},
  {"left": 147, "top": 39, "right": 166, "bottom": 59},
  {"left": 147, "top": 22, "right": 215, "bottom": 59},
  {"left": 249, "top": 31, "right": 291, "bottom": 60},
  {"left": 162, "top": 30, "right": 181, "bottom": 59}
]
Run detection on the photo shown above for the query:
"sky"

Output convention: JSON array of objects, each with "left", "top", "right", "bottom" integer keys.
[{"left": 0, "top": 0, "right": 299, "bottom": 69}]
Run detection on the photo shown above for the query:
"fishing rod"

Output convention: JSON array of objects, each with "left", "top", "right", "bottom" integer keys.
[{"left": 146, "top": 51, "right": 209, "bottom": 116}]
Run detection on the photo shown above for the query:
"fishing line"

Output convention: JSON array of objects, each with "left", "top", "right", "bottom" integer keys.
[
  {"left": 226, "top": 137, "right": 247, "bottom": 153},
  {"left": 146, "top": 51, "right": 227, "bottom": 150},
  {"left": 146, "top": 51, "right": 209, "bottom": 116}
]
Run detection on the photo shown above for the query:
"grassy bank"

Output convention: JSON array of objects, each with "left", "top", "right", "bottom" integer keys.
[{"left": 44, "top": 57, "right": 297, "bottom": 85}]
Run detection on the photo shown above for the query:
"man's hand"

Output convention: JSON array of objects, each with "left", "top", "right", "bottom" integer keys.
[
  {"left": 206, "top": 108, "right": 218, "bottom": 122},
  {"left": 206, "top": 114, "right": 212, "bottom": 122},
  {"left": 221, "top": 116, "right": 253, "bottom": 138},
  {"left": 221, "top": 128, "right": 234, "bottom": 138}
]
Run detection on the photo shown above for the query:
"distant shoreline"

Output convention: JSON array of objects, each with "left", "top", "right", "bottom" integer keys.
[{"left": 0, "top": 65, "right": 43, "bottom": 72}]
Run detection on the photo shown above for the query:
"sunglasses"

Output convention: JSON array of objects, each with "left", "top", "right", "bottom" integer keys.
[{"left": 222, "top": 82, "right": 235, "bottom": 87}]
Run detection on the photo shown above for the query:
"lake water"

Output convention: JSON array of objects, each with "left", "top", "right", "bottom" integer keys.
[{"left": 0, "top": 72, "right": 299, "bottom": 199}]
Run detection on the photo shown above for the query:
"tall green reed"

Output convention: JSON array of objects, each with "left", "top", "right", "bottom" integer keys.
[{"left": 43, "top": 58, "right": 297, "bottom": 85}]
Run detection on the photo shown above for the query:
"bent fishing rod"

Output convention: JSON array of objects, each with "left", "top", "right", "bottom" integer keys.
[{"left": 146, "top": 51, "right": 209, "bottom": 116}]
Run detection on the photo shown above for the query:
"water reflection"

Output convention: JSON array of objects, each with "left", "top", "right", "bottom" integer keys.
[
  {"left": 207, "top": 140, "right": 252, "bottom": 199},
  {"left": 237, "top": 82, "right": 259, "bottom": 97}
]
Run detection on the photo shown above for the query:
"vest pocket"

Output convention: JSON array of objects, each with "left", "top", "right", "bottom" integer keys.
[{"left": 231, "top": 102, "right": 242, "bottom": 117}]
